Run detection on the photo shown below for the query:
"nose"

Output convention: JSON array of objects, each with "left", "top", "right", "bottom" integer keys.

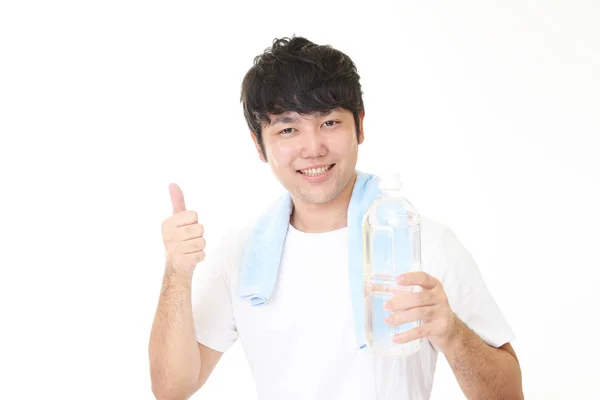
[{"left": 299, "top": 129, "right": 328, "bottom": 159}]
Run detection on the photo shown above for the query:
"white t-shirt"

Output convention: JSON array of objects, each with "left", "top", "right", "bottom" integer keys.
[{"left": 192, "top": 216, "right": 516, "bottom": 400}]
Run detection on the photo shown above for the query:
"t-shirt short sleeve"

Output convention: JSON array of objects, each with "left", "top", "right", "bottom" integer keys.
[
  {"left": 431, "top": 226, "right": 516, "bottom": 350},
  {"left": 191, "top": 230, "right": 239, "bottom": 353}
]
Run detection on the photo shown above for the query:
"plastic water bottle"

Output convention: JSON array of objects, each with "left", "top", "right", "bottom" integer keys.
[{"left": 362, "top": 173, "right": 423, "bottom": 356}]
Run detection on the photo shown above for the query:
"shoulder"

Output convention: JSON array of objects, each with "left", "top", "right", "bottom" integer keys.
[
  {"left": 211, "top": 217, "right": 257, "bottom": 280},
  {"left": 420, "top": 216, "right": 475, "bottom": 280},
  {"left": 420, "top": 216, "right": 469, "bottom": 259},
  {"left": 191, "top": 216, "right": 258, "bottom": 297},
  {"left": 421, "top": 216, "right": 449, "bottom": 248},
  {"left": 420, "top": 216, "right": 451, "bottom": 266},
  {"left": 420, "top": 217, "right": 487, "bottom": 298}
]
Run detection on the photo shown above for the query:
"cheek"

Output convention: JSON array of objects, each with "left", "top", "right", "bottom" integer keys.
[
  {"left": 327, "top": 134, "right": 356, "bottom": 154},
  {"left": 268, "top": 141, "right": 298, "bottom": 167}
]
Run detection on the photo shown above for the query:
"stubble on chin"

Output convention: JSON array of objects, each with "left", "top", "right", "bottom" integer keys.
[{"left": 293, "top": 176, "right": 345, "bottom": 205}]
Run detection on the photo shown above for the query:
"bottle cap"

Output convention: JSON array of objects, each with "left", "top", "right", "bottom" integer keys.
[{"left": 377, "top": 172, "right": 403, "bottom": 191}]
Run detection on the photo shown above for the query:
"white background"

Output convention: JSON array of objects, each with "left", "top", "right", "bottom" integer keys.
[{"left": 1, "top": 1, "right": 598, "bottom": 399}]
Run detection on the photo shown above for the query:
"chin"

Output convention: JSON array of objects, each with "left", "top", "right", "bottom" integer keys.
[{"left": 294, "top": 181, "right": 345, "bottom": 205}]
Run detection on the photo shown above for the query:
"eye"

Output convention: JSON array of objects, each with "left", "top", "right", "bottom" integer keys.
[
  {"left": 279, "top": 127, "right": 294, "bottom": 135},
  {"left": 323, "top": 120, "right": 338, "bottom": 127}
]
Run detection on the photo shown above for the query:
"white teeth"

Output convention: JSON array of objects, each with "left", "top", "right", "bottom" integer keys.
[{"left": 299, "top": 165, "right": 332, "bottom": 176}]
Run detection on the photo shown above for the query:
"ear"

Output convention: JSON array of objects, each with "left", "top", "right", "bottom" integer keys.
[
  {"left": 358, "top": 109, "right": 365, "bottom": 144},
  {"left": 250, "top": 131, "right": 267, "bottom": 163}
]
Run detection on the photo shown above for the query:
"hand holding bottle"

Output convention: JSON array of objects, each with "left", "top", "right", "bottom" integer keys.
[{"left": 383, "top": 272, "right": 462, "bottom": 354}]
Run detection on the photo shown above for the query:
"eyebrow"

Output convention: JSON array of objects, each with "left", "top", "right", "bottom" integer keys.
[{"left": 269, "top": 110, "right": 336, "bottom": 126}]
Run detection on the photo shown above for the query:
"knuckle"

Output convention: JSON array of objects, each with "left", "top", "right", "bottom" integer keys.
[
  {"left": 414, "top": 325, "right": 423, "bottom": 337},
  {"left": 424, "top": 307, "right": 435, "bottom": 319},
  {"left": 185, "top": 251, "right": 204, "bottom": 265},
  {"left": 192, "top": 237, "right": 206, "bottom": 250},
  {"left": 401, "top": 294, "right": 411, "bottom": 307},
  {"left": 424, "top": 291, "right": 435, "bottom": 305},
  {"left": 414, "top": 292, "right": 424, "bottom": 306}
]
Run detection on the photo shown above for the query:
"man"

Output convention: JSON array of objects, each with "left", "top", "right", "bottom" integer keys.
[{"left": 149, "top": 36, "right": 523, "bottom": 400}]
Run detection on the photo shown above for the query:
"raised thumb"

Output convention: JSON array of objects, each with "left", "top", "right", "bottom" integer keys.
[{"left": 168, "top": 183, "right": 186, "bottom": 214}]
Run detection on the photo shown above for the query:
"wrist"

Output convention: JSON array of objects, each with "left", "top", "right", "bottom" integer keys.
[
  {"left": 164, "top": 263, "right": 194, "bottom": 286},
  {"left": 442, "top": 315, "right": 468, "bottom": 356}
]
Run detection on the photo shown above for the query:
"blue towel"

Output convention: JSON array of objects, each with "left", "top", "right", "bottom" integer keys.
[{"left": 236, "top": 170, "right": 387, "bottom": 349}]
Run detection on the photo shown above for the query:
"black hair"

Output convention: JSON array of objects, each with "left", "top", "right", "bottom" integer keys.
[{"left": 240, "top": 35, "right": 365, "bottom": 160}]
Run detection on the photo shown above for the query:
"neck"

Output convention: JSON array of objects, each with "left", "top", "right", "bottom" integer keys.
[{"left": 289, "top": 172, "right": 357, "bottom": 233}]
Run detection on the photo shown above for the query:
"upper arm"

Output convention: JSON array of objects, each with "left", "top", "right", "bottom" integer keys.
[
  {"left": 190, "top": 230, "right": 240, "bottom": 373},
  {"left": 190, "top": 227, "right": 248, "bottom": 393},
  {"left": 432, "top": 226, "right": 517, "bottom": 349}
]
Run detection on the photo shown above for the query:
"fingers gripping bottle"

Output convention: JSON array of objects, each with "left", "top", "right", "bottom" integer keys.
[{"left": 362, "top": 173, "right": 423, "bottom": 357}]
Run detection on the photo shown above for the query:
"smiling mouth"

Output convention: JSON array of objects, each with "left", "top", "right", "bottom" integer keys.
[{"left": 297, "top": 164, "right": 335, "bottom": 177}]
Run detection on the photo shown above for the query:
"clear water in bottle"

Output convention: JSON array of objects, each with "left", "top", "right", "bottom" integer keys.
[{"left": 362, "top": 173, "right": 423, "bottom": 356}]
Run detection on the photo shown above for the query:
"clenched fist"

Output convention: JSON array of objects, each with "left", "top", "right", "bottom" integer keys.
[{"left": 161, "top": 183, "right": 206, "bottom": 277}]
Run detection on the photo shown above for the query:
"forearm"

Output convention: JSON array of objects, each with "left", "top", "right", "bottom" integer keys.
[
  {"left": 149, "top": 266, "right": 201, "bottom": 399},
  {"left": 444, "top": 319, "right": 523, "bottom": 400}
]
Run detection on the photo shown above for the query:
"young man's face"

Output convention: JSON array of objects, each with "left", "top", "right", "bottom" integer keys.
[{"left": 252, "top": 107, "right": 365, "bottom": 205}]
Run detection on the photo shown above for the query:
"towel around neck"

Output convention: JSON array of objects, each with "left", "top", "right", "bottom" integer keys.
[{"left": 235, "top": 170, "right": 391, "bottom": 349}]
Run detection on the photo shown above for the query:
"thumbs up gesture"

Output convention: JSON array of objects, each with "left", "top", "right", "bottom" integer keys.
[{"left": 161, "top": 183, "right": 206, "bottom": 277}]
